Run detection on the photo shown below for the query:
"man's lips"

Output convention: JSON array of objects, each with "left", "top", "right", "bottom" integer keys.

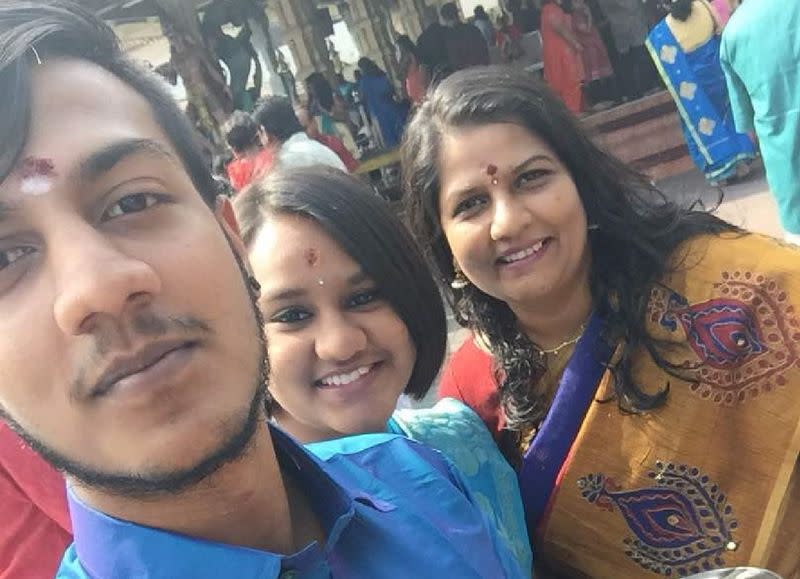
[{"left": 90, "top": 339, "right": 199, "bottom": 398}]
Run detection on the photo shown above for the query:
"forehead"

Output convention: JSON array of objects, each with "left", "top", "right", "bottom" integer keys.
[
  {"left": 4, "top": 59, "right": 175, "bottom": 187},
  {"left": 250, "top": 214, "right": 359, "bottom": 277},
  {"left": 438, "top": 123, "right": 556, "bottom": 187}
]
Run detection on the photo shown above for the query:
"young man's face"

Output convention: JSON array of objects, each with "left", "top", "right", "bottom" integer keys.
[{"left": 0, "top": 58, "right": 265, "bottom": 494}]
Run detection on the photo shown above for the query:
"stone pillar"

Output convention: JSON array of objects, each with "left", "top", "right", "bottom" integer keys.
[
  {"left": 272, "top": 0, "right": 334, "bottom": 86},
  {"left": 392, "top": 0, "right": 426, "bottom": 38},
  {"left": 344, "top": 0, "right": 402, "bottom": 86}
]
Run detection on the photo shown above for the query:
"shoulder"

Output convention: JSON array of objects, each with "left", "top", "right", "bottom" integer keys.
[
  {"left": 673, "top": 233, "right": 800, "bottom": 277},
  {"left": 54, "top": 546, "right": 84, "bottom": 578},
  {"left": 443, "top": 336, "right": 495, "bottom": 388},
  {"left": 307, "top": 433, "right": 457, "bottom": 482},
  {"left": 393, "top": 398, "right": 491, "bottom": 443}
]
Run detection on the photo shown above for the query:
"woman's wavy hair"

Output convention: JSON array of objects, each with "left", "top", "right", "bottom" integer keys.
[
  {"left": 234, "top": 166, "right": 448, "bottom": 402},
  {"left": 401, "top": 67, "right": 737, "bottom": 448}
]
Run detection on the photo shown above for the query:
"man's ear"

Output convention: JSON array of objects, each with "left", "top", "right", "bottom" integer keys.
[{"left": 215, "top": 195, "right": 247, "bottom": 259}]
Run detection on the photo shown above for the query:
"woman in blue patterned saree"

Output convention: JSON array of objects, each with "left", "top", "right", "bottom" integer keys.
[
  {"left": 233, "top": 166, "right": 531, "bottom": 573},
  {"left": 646, "top": 0, "right": 755, "bottom": 185}
]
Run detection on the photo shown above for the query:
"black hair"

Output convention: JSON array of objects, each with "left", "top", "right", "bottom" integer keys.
[
  {"left": 252, "top": 96, "right": 303, "bottom": 143},
  {"left": 357, "top": 57, "right": 384, "bottom": 78},
  {"left": 305, "top": 71, "right": 335, "bottom": 112},
  {"left": 401, "top": 67, "right": 738, "bottom": 450},
  {"left": 396, "top": 35, "right": 418, "bottom": 59},
  {"left": 441, "top": 2, "right": 460, "bottom": 22},
  {"left": 0, "top": 0, "right": 217, "bottom": 205},
  {"left": 223, "top": 110, "right": 260, "bottom": 153},
  {"left": 670, "top": 0, "right": 694, "bottom": 21},
  {"left": 234, "top": 166, "right": 448, "bottom": 400},
  {"left": 474, "top": 5, "right": 489, "bottom": 19}
]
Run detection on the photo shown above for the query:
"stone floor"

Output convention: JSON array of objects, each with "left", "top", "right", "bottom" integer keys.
[{"left": 415, "top": 166, "right": 782, "bottom": 408}]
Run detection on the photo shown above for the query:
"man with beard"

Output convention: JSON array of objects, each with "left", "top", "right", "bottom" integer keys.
[{"left": 0, "top": 2, "right": 525, "bottom": 578}]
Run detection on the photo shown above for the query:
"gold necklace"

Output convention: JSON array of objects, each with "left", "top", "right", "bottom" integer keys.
[{"left": 540, "top": 322, "right": 587, "bottom": 356}]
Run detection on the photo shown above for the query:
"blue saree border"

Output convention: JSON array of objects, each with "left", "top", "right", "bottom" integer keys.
[{"left": 518, "top": 312, "right": 615, "bottom": 534}]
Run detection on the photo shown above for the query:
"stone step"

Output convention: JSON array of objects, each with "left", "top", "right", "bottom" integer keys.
[{"left": 581, "top": 91, "right": 693, "bottom": 180}]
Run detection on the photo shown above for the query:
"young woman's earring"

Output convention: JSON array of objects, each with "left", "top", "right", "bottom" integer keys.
[
  {"left": 451, "top": 260, "right": 470, "bottom": 290},
  {"left": 248, "top": 275, "right": 262, "bottom": 295}
]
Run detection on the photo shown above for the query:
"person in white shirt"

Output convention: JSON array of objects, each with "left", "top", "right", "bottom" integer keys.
[{"left": 253, "top": 96, "right": 346, "bottom": 172}]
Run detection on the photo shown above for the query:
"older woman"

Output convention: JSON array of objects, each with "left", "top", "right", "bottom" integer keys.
[{"left": 402, "top": 66, "right": 800, "bottom": 578}]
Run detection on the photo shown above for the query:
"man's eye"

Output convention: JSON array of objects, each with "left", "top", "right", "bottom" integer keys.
[
  {"left": 270, "top": 308, "right": 312, "bottom": 324},
  {"left": 0, "top": 247, "right": 34, "bottom": 270},
  {"left": 103, "top": 193, "right": 163, "bottom": 220}
]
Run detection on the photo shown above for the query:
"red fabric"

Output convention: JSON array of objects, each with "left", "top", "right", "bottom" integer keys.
[
  {"left": 496, "top": 24, "right": 522, "bottom": 47},
  {"left": 572, "top": 7, "right": 613, "bottom": 81},
  {"left": 313, "top": 133, "right": 359, "bottom": 173},
  {"left": 541, "top": 3, "right": 585, "bottom": 113},
  {"left": 438, "top": 337, "right": 506, "bottom": 443},
  {"left": 225, "top": 148, "right": 275, "bottom": 192},
  {"left": 404, "top": 59, "right": 427, "bottom": 105},
  {"left": 0, "top": 423, "right": 71, "bottom": 579}
]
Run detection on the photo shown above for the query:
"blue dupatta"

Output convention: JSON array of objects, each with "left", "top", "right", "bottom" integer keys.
[
  {"left": 518, "top": 312, "right": 615, "bottom": 535},
  {"left": 646, "top": 20, "right": 754, "bottom": 180}
]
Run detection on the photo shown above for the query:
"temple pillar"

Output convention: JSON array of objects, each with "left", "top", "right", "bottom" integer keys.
[{"left": 272, "top": 0, "right": 334, "bottom": 86}]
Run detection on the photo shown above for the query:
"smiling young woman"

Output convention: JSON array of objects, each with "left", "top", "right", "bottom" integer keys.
[
  {"left": 402, "top": 66, "right": 800, "bottom": 578},
  {"left": 233, "top": 166, "right": 532, "bottom": 571}
]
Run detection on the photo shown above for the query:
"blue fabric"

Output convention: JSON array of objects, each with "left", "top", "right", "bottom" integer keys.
[
  {"left": 386, "top": 398, "right": 532, "bottom": 571},
  {"left": 57, "top": 424, "right": 526, "bottom": 578},
  {"left": 358, "top": 74, "right": 406, "bottom": 148},
  {"left": 517, "top": 312, "right": 615, "bottom": 535},
  {"left": 646, "top": 20, "right": 755, "bottom": 180},
  {"left": 720, "top": 0, "right": 800, "bottom": 233}
]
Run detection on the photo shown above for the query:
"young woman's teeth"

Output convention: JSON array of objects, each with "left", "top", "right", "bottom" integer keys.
[
  {"left": 502, "top": 240, "right": 545, "bottom": 263},
  {"left": 321, "top": 365, "right": 372, "bottom": 386}
]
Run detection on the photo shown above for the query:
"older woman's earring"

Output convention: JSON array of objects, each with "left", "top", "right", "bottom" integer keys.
[
  {"left": 451, "top": 261, "right": 470, "bottom": 290},
  {"left": 588, "top": 224, "right": 600, "bottom": 231}
]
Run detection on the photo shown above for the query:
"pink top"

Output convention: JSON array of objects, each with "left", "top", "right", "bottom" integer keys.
[{"left": 711, "top": 0, "right": 731, "bottom": 27}]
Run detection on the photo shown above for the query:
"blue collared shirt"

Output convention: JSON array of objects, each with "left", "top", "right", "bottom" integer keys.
[{"left": 57, "top": 425, "right": 527, "bottom": 578}]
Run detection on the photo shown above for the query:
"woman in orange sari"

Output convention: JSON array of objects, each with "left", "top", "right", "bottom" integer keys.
[
  {"left": 402, "top": 66, "right": 800, "bottom": 578},
  {"left": 541, "top": 0, "right": 584, "bottom": 113}
]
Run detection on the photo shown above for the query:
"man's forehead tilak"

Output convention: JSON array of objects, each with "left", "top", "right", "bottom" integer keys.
[{"left": 17, "top": 156, "right": 57, "bottom": 197}]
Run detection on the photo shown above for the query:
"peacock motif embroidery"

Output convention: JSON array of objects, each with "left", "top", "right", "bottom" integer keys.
[
  {"left": 648, "top": 271, "right": 800, "bottom": 404},
  {"left": 578, "top": 462, "right": 739, "bottom": 577}
]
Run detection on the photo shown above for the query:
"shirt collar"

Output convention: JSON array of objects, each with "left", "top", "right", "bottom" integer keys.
[{"left": 67, "top": 423, "right": 388, "bottom": 579}]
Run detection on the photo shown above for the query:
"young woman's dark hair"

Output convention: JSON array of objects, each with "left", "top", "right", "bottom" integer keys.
[
  {"left": 234, "top": 165, "right": 448, "bottom": 400},
  {"left": 305, "top": 71, "right": 335, "bottom": 113},
  {"left": 401, "top": 66, "right": 737, "bottom": 436},
  {"left": 357, "top": 57, "right": 384, "bottom": 78},
  {"left": 396, "top": 35, "right": 418, "bottom": 59},
  {"left": 223, "top": 110, "right": 260, "bottom": 154},
  {"left": 670, "top": 0, "right": 694, "bottom": 21},
  {"left": 0, "top": 0, "right": 217, "bottom": 205}
]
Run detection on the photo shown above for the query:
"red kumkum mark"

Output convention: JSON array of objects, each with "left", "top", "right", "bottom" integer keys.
[
  {"left": 305, "top": 248, "right": 319, "bottom": 267},
  {"left": 18, "top": 157, "right": 56, "bottom": 179},
  {"left": 486, "top": 163, "right": 498, "bottom": 176}
]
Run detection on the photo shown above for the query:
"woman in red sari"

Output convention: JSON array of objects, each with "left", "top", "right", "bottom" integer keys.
[{"left": 541, "top": 0, "right": 585, "bottom": 113}]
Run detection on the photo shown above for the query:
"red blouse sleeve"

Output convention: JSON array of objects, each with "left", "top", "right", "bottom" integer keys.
[{"left": 439, "top": 337, "right": 506, "bottom": 441}]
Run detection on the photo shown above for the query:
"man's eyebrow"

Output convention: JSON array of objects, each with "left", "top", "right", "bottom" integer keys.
[{"left": 78, "top": 138, "right": 176, "bottom": 182}]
